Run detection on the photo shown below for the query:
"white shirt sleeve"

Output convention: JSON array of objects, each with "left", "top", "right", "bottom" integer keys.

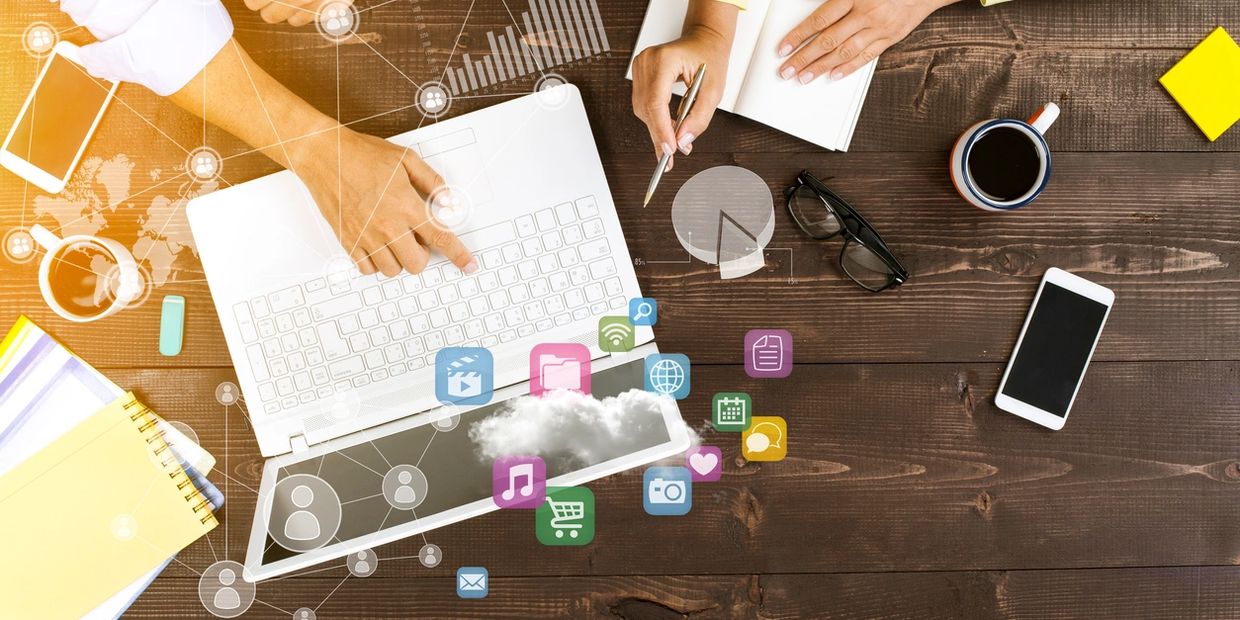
[{"left": 59, "top": 0, "right": 234, "bottom": 96}]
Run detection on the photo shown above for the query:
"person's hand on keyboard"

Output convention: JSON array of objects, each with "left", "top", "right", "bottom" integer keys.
[
  {"left": 630, "top": 0, "right": 739, "bottom": 171},
  {"left": 776, "top": 0, "right": 961, "bottom": 84},
  {"left": 297, "top": 129, "right": 479, "bottom": 278}
]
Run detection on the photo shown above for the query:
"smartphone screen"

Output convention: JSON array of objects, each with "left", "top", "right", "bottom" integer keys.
[
  {"left": 4, "top": 53, "right": 112, "bottom": 181},
  {"left": 1000, "top": 282, "right": 1109, "bottom": 416}
]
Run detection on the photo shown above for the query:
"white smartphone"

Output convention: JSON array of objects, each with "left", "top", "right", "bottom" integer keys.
[
  {"left": 995, "top": 267, "right": 1115, "bottom": 430},
  {"left": 0, "top": 42, "right": 117, "bottom": 194}
]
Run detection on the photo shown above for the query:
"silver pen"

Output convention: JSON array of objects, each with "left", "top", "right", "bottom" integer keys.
[{"left": 643, "top": 63, "right": 707, "bottom": 207}]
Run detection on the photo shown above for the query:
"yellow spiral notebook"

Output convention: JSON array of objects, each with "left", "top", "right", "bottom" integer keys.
[{"left": 0, "top": 394, "right": 218, "bottom": 619}]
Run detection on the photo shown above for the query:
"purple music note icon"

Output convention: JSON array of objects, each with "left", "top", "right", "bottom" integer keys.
[{"left": 492, "top": 456, "right": 546, "bottom": 509}]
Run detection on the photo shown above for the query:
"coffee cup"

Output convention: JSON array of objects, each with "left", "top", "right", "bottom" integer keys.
[
  {"left": 950, "top": 103, "right": 1060, "bottom": 211},
  {"left": 29, "top": 224, "right": 144, "bottom": 323}
]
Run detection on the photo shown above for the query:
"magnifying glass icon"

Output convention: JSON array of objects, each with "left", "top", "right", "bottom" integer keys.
[{"left": 632, "top": 302, "right": 653, "bottom": 322}]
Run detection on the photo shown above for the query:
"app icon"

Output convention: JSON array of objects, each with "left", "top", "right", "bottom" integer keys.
[
  {"left": 629, "top": 297, "right": 657, "bottom": 326},
  {"left": 435, "top": 347, "right": 493, "bottom": 405},
  {"left": 530, "top": 343, "right": 591, "bottom": 396},
  {"left": 536, "top": 486, "right": 595, "bottom": 545},
  {"left": 712, "top": 392, "right": 752, "bottom": 432},
  {"left": 492, "top": 455, "right": 546, "bottom": 509},
  {"left": 686, "top": 446, "right": 723, "bottom": 482},
  {"left": 741, "top": 416, "right": 787, "bottom": 461},
  {"left": 456, "top": 566, "right": 488, "bottom": 599},
  {"left": 643, "top": 466, "right": 692, "bottom": 516},
  {"left": 598, "top": 316, "right": 635, "bottom": 352},
  {"left": 644, "top": 353, "right": 690, "bottom": 400},
  {"left": 745, "top": 329, "right": 793, "bottom": 378}
]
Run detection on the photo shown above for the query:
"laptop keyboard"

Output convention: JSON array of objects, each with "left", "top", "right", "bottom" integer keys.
[{"left": 230, "top": 195, "right": 628, "bottom": 415}]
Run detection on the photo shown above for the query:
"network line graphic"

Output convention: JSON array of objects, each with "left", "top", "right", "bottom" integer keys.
[{"left": 3, "top": 0, "right": 612, "bottom": 615}]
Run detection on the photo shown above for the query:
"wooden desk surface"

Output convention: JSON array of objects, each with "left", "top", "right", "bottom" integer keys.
[{"left": 2, "top": 1, "right": 1238, "bottom": 617}]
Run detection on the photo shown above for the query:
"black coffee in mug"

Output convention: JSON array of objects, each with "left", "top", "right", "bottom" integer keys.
[
  {"left": 47, "top": 242, "right": 119, "bottom": 319},
  {"left": 967, "top": 126, "right": 1042, "bottom": 202}
]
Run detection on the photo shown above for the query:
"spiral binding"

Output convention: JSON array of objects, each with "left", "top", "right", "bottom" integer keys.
[{"left": 123, "top": 399, "right": 217, "bottom": 525}]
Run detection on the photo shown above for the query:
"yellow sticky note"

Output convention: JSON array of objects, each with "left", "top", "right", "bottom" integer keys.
[{"left": 1160, "top": 27, "right": 1240, "bottom": 141}]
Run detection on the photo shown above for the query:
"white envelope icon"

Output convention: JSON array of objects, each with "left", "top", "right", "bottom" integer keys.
[
  {"left": 458, "top": 571, "right": 487, "bottom": 591},
  {"left": 539, "top": 355, "right": 582, "bottom": 390}
]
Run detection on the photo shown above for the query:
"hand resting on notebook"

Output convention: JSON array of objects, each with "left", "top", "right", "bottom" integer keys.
[{"left": 776, "top": 0, "right": 963, "bottom": 84}]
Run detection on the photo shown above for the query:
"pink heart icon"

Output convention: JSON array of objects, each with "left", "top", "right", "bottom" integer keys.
[{"left": 686, "top": 446, "right": 722, "bottom": 481}]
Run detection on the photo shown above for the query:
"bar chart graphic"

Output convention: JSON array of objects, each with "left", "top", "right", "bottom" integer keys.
[{"left": 445, "top": 0, "right": 610, "bottom": 95}]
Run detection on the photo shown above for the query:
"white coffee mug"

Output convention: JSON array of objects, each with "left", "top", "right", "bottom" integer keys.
[
  {"left": 951, "top": 103, "right": 1060, "bottom": 211},
  {"left": 29, "top": 224, "right": 143, "bottom": 323}
]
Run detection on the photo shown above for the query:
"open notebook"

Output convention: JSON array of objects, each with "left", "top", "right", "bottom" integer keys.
[{"left": 627, "top": 0, "right": 876, "bottom": 151}]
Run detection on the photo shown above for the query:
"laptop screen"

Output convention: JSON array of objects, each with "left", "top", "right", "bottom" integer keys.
[{"left": 258, "top": 357, "right": 669, "bottom": 567}]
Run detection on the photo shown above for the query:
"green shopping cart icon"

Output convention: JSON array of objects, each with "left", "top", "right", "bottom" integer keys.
[{"left": 536, "top": 486, "right": 594, "bottom": 546}]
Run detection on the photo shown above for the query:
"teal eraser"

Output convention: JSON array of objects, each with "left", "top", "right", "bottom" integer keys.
[{"left": 159, "top": 295, "right": 185, "bottom": 356}]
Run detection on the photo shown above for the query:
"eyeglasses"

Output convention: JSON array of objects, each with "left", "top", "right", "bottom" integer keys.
[{"left": 784, "top": 170, "right": 909, "bottom": 292}]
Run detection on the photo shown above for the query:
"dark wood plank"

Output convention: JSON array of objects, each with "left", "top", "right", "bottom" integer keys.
[
  {"left": 125, "top": 567, "right": 1240, "bottom": 619},
  {"left": 104, "top": 361, "right": 1240, "bottom": 580},
  {"left": 4, "top": 151, "right": 1236, "bottom": 367}
]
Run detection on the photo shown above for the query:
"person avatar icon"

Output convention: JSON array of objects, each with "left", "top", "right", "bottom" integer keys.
[
  {"left": 293, "top": 607, "right": 316, "bottom": 620},
  {"left": 394, "top": 470, "right": 417, "bottom": 505},
  {"left": 355, "top": 551, "right": 370, "bottom": 573},
  {"left": 284, "top": 485, "right": 321, "bottom": 541},
  {"left": 213, "top": 568, "right": 241, "bottom": 611},
  {"left": 419, "top": 543, "right": 441, "bottom": 568},
  {"left": 220, "top": 385, "right": 235, "bottom": 404}
]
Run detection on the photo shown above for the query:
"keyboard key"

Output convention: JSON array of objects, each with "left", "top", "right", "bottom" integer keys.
[
  {"left": 401, "top": 274, "right": 421, "bottom": 294},
  {"left": 569, "top": 266, "right": 589, "bottom": 286},
  {"left": 289, "top": 352, "right": 307, "bottom": 372},
  {"left": 317, "top": 386, "right": 332, "bottom": 397},
  {"left": 258, "top": 382, "right": 276, "bottom": 400},
  {"left": 522, "top": 238, "right": 542, "bottom": 257},
  {"left": 422, "top": 267, "right": 443, "bottom": 287},
  {"left": 541, "top": 231, "right": 563, "bottom": 251},
  {"left": 530, "top": 278, "right": 550, "bottom": 297},
  {"left": 258, "top": 319, "right": 276, "bottom": 338},
  {"left": 590, "top": 302, "right": 607, "bottom": 315},
  {"left": 610, "top": 296, "right": 626, "bottom": 310},
  {"left": 307, "top": 348, "right": 324, "bottom": 366},
  {"left": 504, "top": 307, "right": 524, "bottom": 327},
  {"left": 269, "top": 286, "right": 305, "bottom": 313},
  {"left": 390, "top": 364, "right": 407, "bottom": 376},
  {"left": 408, "top": 358, "right": 426, "bottom": 370},
  {"left": 438, "top": 286, "right": 459, "bottom": 305},
  {"left": 379, "top": 303, "right": 399, "bottom": 322},
  {"left": 339, "top": 315, "right": 361, "bottom": 335},
  {"left": 589, "top": 258, "right": 617, "bottom": 280},
  {"left": 276, "top": 313, "right": 294, "bottom": 333},
  {"left": 488, "top": 291, "right": 509, "bottom": 310},
  {"left": 429, "top": 308, "right": 450, "bottom": 328},
  {"left": 575, "top": 196, "right": 598, "bottom": 218},
  {"left": 478, "top": 272, "right": 499, "bottom": 292},
  {"left": 371, "top": 369, "right": 389, "bottom": 382},
  {"left": 483, "top": 313, "right": 505, "bottom": 332},
  {"left": 398, "top": 297, "right": 419, "bottom": 316},
  {"left": 523, "top": 302, "right": 545, "bottom": 321},
  {"left": 562, "top": 224, "right": 583, "bottom": 245},
  {"left": 317, "top": 323, "right": 349, "bottom": 360},
  {"left": 359, "top": 308, "right": 379, "bottom": 329},
  {"left": 515, "top": 214, "right": 536, "bottom": 237},
  {"left": 403, "top": 337, "right": 425, "bottom": 356},
  {"left": 238, "top": 320, "right": 258, "bottom": 344},
  {"left": 247, "top": 345, "right": 270, "bottom": 381},
  {"left": 498, "top": 266, "right": 519, "bottom": 286},
  {"left": 518, "top": 325, "right": 535, "bottom": 337},
  {"left": 445, "top": 325, "right": 465, "bottom": 345},
  {"left": 294, "top": 372, "right": 312, "bottom": 391},
  {"left": 500, "top": 330, "right": 517, "bottom": 343},
  {"left": 364, "top": 350, "right": 385, "bottom": 368},
  {"left": 538, "top": 255, "right": 558, "bottom": 274},
  {"left": 348, "top": 333, "right": 369, "bottom": 352},
  {"left": 263, "top": 339, "right": 281, "bottom": 358},
  {"left": 443, "top": 265, "right": 463, "bottom": 281},
  {"left": 281, "top": 333, "right": 298, "bottom": 353},
  {"left": 557, "top": 248, "right": 579, "bottom": 267},
  {"left": 482, "top": 249, "right": 504, "bottom": 270},
  {"left": 518, "top": 261, "right": 539, "bottom": 280},
  {"left": 276, "top": 377, "right": 294, "bottom": 396},
  {"left": 251, "top": 296, "right": 271, "bottom": 318},
  {"left": 329, "top": 280, "right": 351, "bottom": 296},
  {"left": 579, "top": 238, "right": 610, "bottom": 262},
  {"left": 265, "top": 402, "right": 281, "bottom": 414},
  {"left": 458, "top": 278, "right": 479, "bottom": 298},
  {"left": 449, "top": 302, "right": 469, "bottom": 322},
  {"left": 293, "top": 308, "right": 311, "bottom": 327},
  {"left": 565, "top": 290, "right": 586, "bottom": 308},
  {"left": 535, "top": 209, "right": 556, "bottom": 231},
  {"left": 353, "top": 375, "right": 371, "bottom": 388},
  {"left": 384, "top": 343, "right": 405, "bottom": 363},
  {"left": 550, "top": 272, "right": 570, "bottom": 292},
  {"left": 424, "top": 332, "right": 445, "bottom": 350},
  {"left": 583, "top": 218, "right": 605, "bottom": 238},
  {"left": 271, "top": 358, "right": 289, "bottom": 376},
  {"left": 572, "top": 307, "right": 589, "bottom": 321},
  {"left": 417, "top": 291, "right": 438, "bottom": 309},
  {"left": 299, "top": 391, "right": 315, "bottom": 404},
  {"left": 334, "top": 380, "right": 351, "bottom": 393},
  {"left": 536, "top": 318, "right": 553, "bottom": 332},
  {"left": 281, "top": 396, "right": 299, "bottom": 409},
  {"left": 555, "top": 314, "right": 570, "bottom": 326},
  {"left": 555, "top": 202, "right": 576, "bottom": 224},
  {"left": 409, "top": 315, "right": 430, "bottom": 332},
  {"left": 509, "top": 284, "right": 531, "bottom": 304},
  {"left": 306, "top": 278, "right": 327, "bottom": 292},
  {"left": 546, "top": 295, "right": 565, "bottom": 314},
  {"left": 501, "top": 243, "right": 522, "bottom": 263},
  {"left": 469, "top": 297, "right": 489, "bottom": 316},
  {"left": 482, "top": 335, "right": 498, "bottom": 347},
  {"left": 369, "top": 327, "right": 391, "bottom": 347},
  {"left": 586, "top": 283, "right": 605, "bottom": 302},
  {"left": 382, "top": 280, "right": 403, "bottom": 300},
  {"left": 605, "top": 277, "right": 623, "bottom": 296},
  {"left": 311, "top": 293, "right": 362, "bottom": 321},
  {"left": 363, "top": 286, "right": 383, "bottom": 306},
  {"left": 389, "top": 319, "right": 411, "bottom": 340}
]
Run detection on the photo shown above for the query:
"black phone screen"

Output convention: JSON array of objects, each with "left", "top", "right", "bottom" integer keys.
[
  {"left": 1001, "top": 282, "right": 1109, "bottom": 416},
  {"left": 5, "top": 53, "right": 111, "bottom": 180}
]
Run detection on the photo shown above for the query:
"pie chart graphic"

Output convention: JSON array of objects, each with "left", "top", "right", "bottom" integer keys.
[{"left": 671, "top": 166, "right": 774, "bottom": 279}]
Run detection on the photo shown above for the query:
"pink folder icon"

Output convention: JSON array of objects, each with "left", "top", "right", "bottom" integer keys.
[{"left": 530, "top": 343, "right": 591, "bottom": 396}]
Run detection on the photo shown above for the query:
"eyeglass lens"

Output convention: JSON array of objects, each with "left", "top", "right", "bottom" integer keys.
[
  {"left": 840, "top": 240, "right": 894, "bottom": 290},
  {"left": 789, "top": 185, "right": 841, "bottom": 237}
]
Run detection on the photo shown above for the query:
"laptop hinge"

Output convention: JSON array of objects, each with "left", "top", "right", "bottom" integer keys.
[{"left": 289, "top": 434, "right": 310, "bottom": 453}]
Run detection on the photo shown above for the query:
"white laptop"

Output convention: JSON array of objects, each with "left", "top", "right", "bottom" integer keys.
[{"left": 186, "top": 85, "right": 690, "bottom": 580}]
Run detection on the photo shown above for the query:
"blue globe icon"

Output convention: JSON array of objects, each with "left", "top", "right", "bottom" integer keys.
[{"left": 645, "top": 354, "right": 690, "bottom": 399}]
